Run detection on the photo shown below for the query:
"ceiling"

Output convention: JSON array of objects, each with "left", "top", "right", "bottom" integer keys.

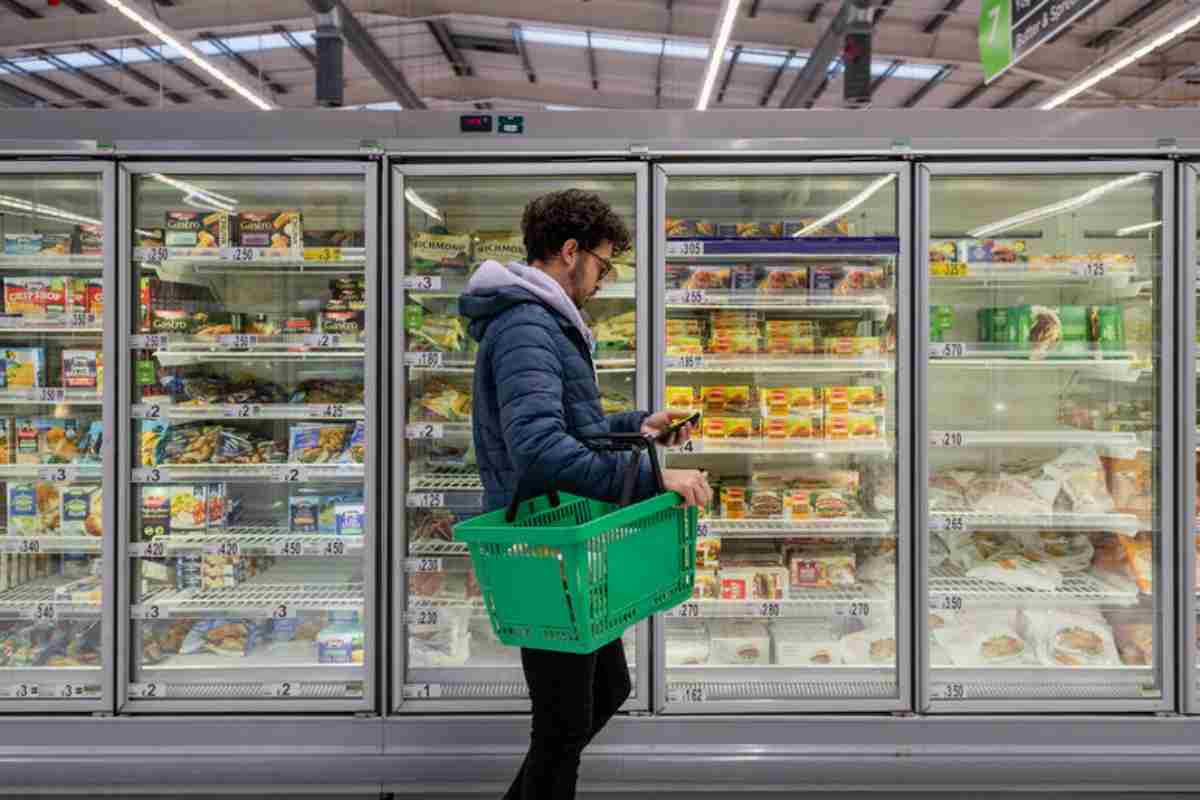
[{"left": 0, "top": 0, "right": 1195, "bottom": 112}]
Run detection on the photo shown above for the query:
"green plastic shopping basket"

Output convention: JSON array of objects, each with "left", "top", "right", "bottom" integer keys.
[{"left": 453, "top": 432, "right": 698, "bottom": 654}]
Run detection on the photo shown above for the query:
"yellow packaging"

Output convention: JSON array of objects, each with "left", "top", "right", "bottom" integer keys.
[
  {"left": 702, "top": 416, "right": 728, "bottom": 439},
  {"left": 824, "top": 386, "right": 851, "bottom": 414},
  {"left": 666, "top": 336, "right": 703, "bottom": 356},
  {"left": 826, "top": 413, "right": 851, "bottom": 440},
  {"left": 784, "top": 489, "right": 813, "bottom": 520},
  {"left": 666, "top": 386, "right": 697, "bottom": 411},
  {"left": 701, "top": 385, "right": 754, "bottom": 414},
  {"left": 761, "top": 414, "right": 817, "bottom": 440},
  {"left": 696, "top": 534, "right": 721, "bottom": 568},
  {"left": 723, "top": 417, "right": 754, "bottom": 439},
  {"left": 720, "top": 485, "right": 748, "bottom": 519},
  {"left": 847, "top": 412, "right": 882, "bottom": 439},
  {"left": 666, "top": 318, "right": 704, "bottom": 336},
  {"left": 847, "top": 385, "right": 881, "bottom": 411},
  {"left": 824, "top": 337, "right": 883, "bottom": 358},
  {"left": 760, "top": 387, "right": 817, "bottom": 416},
  {"left": 764, "top": 319, "right": 817, "bottom": 336},
  {"left": 765, "top": 336, "right": 816, "bottom": 355},
  {"left": 707, "top": 332, "right": 759, "bottom": 354}
]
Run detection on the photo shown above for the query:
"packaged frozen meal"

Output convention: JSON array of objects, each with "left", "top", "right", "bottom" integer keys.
[
  {"left": 59, "top": 485, "right": 101, "bottom": 537},
  {"left": 931, "top": 611, "right": 1032, "bottom": 666},
  {"left": 73, "top": 224, "right": 103, "bottom": 256},
  {"left": 289, "top": 423, "right": 351, "bottom": 463},
  {"left": 61, "top": 350, "right": 99, "bottom": 390},
  {"left": 169, "top": 486, "right": 207, "bottom": 532},
  {"left": 236, "top": 210, "right": 302, "bottom": 250},
  {"left": 0, "top": 418, "right": 10, "bottom": 465},
  {"left": 4, "top": 277, "right": 67, "bottom": 316},
  {"left": 788, "top": 545, "right": 856, "bottom": 591},
  {"left": 409, "top": 232, "right": 470, "bottom": 275},
  {"left": 824, "top": 336, "right": 883, "bottom": 359},
  {"left": 289, "top": 495, "right": 320, "bottom": 533},
  {"left": 756, "top": 266, "right": 808, "bottom": 292},
  {"left": 140, "top": 487, "right": 169, "bottom": 539},
  {"left": 761, "top": 414, "right": 818, "bottom": 441},
  {"left": 841, "top": 624, "right": 897, "bottom": 665},
  {"left": 760, "top": 387, "right": 817, "bottom": 416},
  {"left": 707, "top": 620, "right": 770, "bottom": 665},
  {"left": 665, "top": 623, "right": 710, "bottom": 666},
  {"left": 810, "top": 265, "right": 886, "bottom": 295},
  {"left": 771, "top": 620, "right": 843, "bottom": 666},
  {"left": 700, "top": 385, "right": 751, "bottom": 413},
  {"left": 0, "top": 347, "right": 43, "bottom": 388},
  {"left": 1019, "top": 608, "right": 1121, "bottom": 667},
  {"left": 719, "top": 485, "right": 748, "bottom": 519},
  {"left": 472, "top": 232, "right": 525, "bottom": 266},
  {"left": 719, "top": 567, "right": 787, "bottom": 600},
  {"left": 7, "top": 483, "right": 39, "bottom": 534},
  {"left": 165, "top": 210, "right": 232, "bottom": 249},
  {"left": 3, "top": 234, "right": 41, "bottom": 256},
  {"left": 692, "top": 567, "right": 720, "bottom": 599}
]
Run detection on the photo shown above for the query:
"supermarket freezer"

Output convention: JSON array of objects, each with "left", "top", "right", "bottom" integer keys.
[
  {"left": 117, "top": 162, "right": 378, "bottom": 712},
  {"left": 651, "top": 162, "right": 912, "bottom": 714},
  {"left": 0, "top": 161, "right": 116, "bottom": 712},
  {"left": 391, "top": 162, "right": 651, "bottom": 713},
  {"left": 917, "top": 162, "right": 1173, "bottom": 712},
  {"left": 1182, "top": 162, "right": 1199, "bottom": 714}
]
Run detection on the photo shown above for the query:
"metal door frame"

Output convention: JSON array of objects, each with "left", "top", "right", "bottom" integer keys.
[
  {"left": 116, "top": 160, "right": 378, "bottom": 713},
  {"left": 652, "top": 160, "right": 913, "bottom": 715},
  {"left": 917, "top": 159, "right": 1175, "bottom": 713},
  {"left": 0, "top": 160, "right": 116, "bottom": 713},
  {"left": 1180, "top": 162, "right": 1197, "bottom": 714},
  {"left": 389, "top": 160, "right": 651, "bottom": 714}
]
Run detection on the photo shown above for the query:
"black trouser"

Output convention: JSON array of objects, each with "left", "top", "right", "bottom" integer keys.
[{"left": 503, "top": 636, "right": 632, "bottom": 800}]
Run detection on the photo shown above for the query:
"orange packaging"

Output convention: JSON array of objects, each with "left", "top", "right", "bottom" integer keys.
[
  {"left": 847, "top": 385, "right": 881, "bottom": 411},
  {"left": 761, "top": 414, "right": 817, "bottom": 441},
  {"left": 846, "top": 412, "right": 881, "bottom": 439},
  {"left": 666, "top": 386, "right": 697, "bottom": 411},
  {"left": 761, "top": 387, "right": 817, "bottom": 416},
  {"left": 1120, "top": 533, "right": 1154, "bottom": 594},
  {"left": 785, "top": 489, "right": 812, "bottom": 520},
  {"left": 720, "top": 485, "right": 747, "bottom": 519},
  {"left": 824, "top": 386, "right": 850, "bottom": 414},
  {"left": 825, "top": 413, "right": 850, "bottom": 440},
  {"left": 701, "top": 386, "right": 728, "bottom": 413}
]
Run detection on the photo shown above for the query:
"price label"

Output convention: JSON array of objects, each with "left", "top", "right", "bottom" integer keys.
[
  {"left": 757, "top": 602, "right": 782, "bottom": 618},
  {"left": 936, "top": 515, "right": 967, "bottom": 532},
  {"left": 931, "top": 431, "right": 966, "bottom": 448},
  {"left": 696, "top": 520, "right": 711, "bottom": 537},
  {"left": 35, "top": 387, "right": 66, "bottom": 403},
  {"left": 274, "top": 539, "right": 304, "bottom": 557},
  {"left": 131, "top": 468, "right": 164, "bottom": 483},
  {"left": 407, "top": 493, "right": 446, "bottom": 509},
  {"left": 210, "top": 540, "right": 241, "bottom": 557},
  {"left": 272, "top": 604, "right": 290, "bottom": 619},
  {"left": 406, "top": 423, "right": 445, "bottom": 440},
  {"left": 408, "top": 607, "right": 440, "bottom": 626},
  {"left": 10, "top": 683, "right": 39, "bottom": 698},
  {"left": 670, "top": 602, "right": 701, "bottom": 619},
  {"left": 665, "top": 240, "right": 705, "bottom": 258},
  {"left": 402, "top": 683, "right": 443, "bottom": 699},
  {"left": 16, "top": 539, "right": 40, "bottom": 555},
  {"left": 219, "top": 334, "right": 258, "bottom": 349},
  {"left": 940, "top": 682, "right": 967, "bottom": 700},
  {"left": 224, "top": 403, "right": 261, "bottom": 419},
  {"left": 37, "top": 466, "right": 78, "bottom": 482},
  {"left": 272, "top": 466, "right": 308, "bottom": 483},
  {"left": 1072, "top": 261, "right": 1106, "bottom": 279},
  {"left": 303, "top": 247, "right": 340, "bottom": 263},
  {"left": 131, "top": 604, "right": 163, "bottom": 620},
  {"left": 670, "top": 685, "right": 708, "bottom": 703},
  {"left": 322, "top": 539, "right": 347, "bottom": 557},
  {"left": 30, "top": 603, "right": 56, "bottom": 622},
  {"left": 132, "top": 540, "right": 167, "bottom": 558},
  {"left": 407, "top": 558, "right": 443, "bottom": 574},
  {"left": 836, "top": 602, "right": 871, "bottom": 618},
  {"left": 400, "top": 275, "right": 442, "bottom": 291},
  {"left": 303, "top": 333, "right": 342, "bottom": 349},
  {"left": 130, "top": 682, "right": 165, "bottom": 699},
  {"left": 665, "top": 289, "right": 707, "bottom": 304},
  {"left": 67, "top": 312, "right": 92, "bottom": 329},
  {"left": 666, "top": 355, "right": 705, "bottom": 370},
  {"left": 931, "top": 262, "right": 969, "bottom": 278},
  {"left": 937, "top": 594, "right": 964, "bottom": 612},
  {"left": 131, "top": 404, "right": 164, "bottom": 420},
  {"left": 227, "top": 247, "right": 257, "bottom": 263},
  {"left": 139, "top": 247, "right": 170, "bottom": 265},
  {"left": 669, "top": 439, "right": 703, "bottom": 454},
  {"left": 130, "top": 335, "right": 168, "bottom": 350},
  {"left": 930, "top": 342, "right": 967, "bottom": 359},
  {"left": 268, "top": 681, "right": 297, "bottom": 698},
  {"left": 49, "top": 683, "right": 86, "bottom": 699},
  {"left": 404, "top": 351, "right": 444, "bottom": 369},
  {"left": 320, "top": 404, "right": 347, "bottom": 419}
]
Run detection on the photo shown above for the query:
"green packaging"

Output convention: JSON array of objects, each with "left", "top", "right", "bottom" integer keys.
[
  {"left": 977, "top": 307, "right": 1009, "bottom": 344},
  {"left": 1058, "top": 305, "right": 1090, "bottom": 356},
  {"left": 1089, "top": 305, "right": 1125, "bottom": 352}
]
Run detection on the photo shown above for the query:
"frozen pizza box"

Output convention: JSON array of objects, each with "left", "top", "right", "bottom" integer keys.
[
  {"left": 237, "top": 210, "right": 302, "bottom": 250},
  {"left": 3, "top": 234, "right": 42, "bottom": 256},
  {"left": 61, "top": 350, "right": 99, "bottom": 389},
  {"left": 4, "top": 276, "right": 68, "bottom": 315},
  {"left": 0, "top": 348, "right": 45, "bottom": 389},
  {"left": 165, "top": 210, "right": 232, "bottom": 249},
  {"left": 73, "top": 224, "right": 103, "bottom": 256}
]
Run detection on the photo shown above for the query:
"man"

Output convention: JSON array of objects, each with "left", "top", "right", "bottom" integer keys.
[{"left": 459, "top": 189, "right": 712, "bottom": 799}]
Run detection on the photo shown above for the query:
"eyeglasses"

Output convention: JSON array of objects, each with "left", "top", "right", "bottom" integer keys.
[{"left": 581, "top": 248, "right": 615, "bottom": 283}]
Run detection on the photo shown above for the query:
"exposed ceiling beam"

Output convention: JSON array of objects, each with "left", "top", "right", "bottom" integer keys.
[
  {"left": 80, "top": 43, "right": 188, "bottom": 102},
  {"left": 901, "top": 63, "right": 953, "bottom": 106},
  {"left": 29, "top": 48, "right": 147, "bottom": 106},
  {"left": 922, "top": 0, "right": 964, "bottom": 35},
  {"left": 871, "top": 59, "right": 903, "bottom": 93},
  {"left": 1086, "top": 0, "right": 1172, "bottom": 48},
  {"left": 0, "top": 57, "right": 104, "bottom": 108},
  {"left": 748, "top": 0, "right": 762, "bottom": 16},
  {"left": 654, "top": 36, "right": 665, "bottom": 107},
  {"left": 806, "top": 3, "right": 824, "bottom": 23},
  {"left": 274, "top": 24, "right": 317, "bottom": 66},
  {"left": 759, "top": 48, "right": 794, "bottom": 105},
  {"left": 61, "top": 0, "right": 95, "bottom": 13},
  {"left": 199, "top": 33, "right": 287, "bottom": 94},
  {"left": 992, "top": 78, "right": 1042, "bottom": 107},
  {"left": 716, "top": 43, "right": 742, "bottom": 104},
  {"left": 950, "top": 80, "right": 989, "bottom": 108},
  {"left": 427, "top": 19, "right": 472, "bottom": 76},
  {"left": 781, "top": 0, "right": 867, "bottom": 107},
  {"left": 511, "top": 23, "right": 536, "bottom": 83},
  {"left": 586, "top": 30, "right": 599, "bottom": 90},
  {"left": 306, "top": 0, "right": 425, "bottom": 108},
  {"left": 0, "top": 0, "right": 39, "bottom": 19},
  {"left": 131, "top": 37, "right": 228, "bottom": 101},
  {"left": 0, "top": 76, "right": 46, "bottom": 106}
]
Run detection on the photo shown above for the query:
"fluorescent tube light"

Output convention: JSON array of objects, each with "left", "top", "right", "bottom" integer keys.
[
  {"left": 696, "top": 0, "right": 742, "bottom": 110},
  {"left": 967, "top": 173, "right": 1155, "bottom": 238},
  {"left": 1116, "top": 220, "right": 1162, "bottom": 237},
  {"left": 150, "top": 174, "right": 239, "bottom": 213},
  {"left": 102, "top": 0, "right": 276, "bottom": 110},
  {"left": 793, "top": 174, "right": 896, "bottom": 237},
  {"left": 405, "top": 189, "right": 442, "bottom": 221},
  {"left": 0, "top": 195, "right": 101, "bottom": 226},
  {"left": 1039, "top": 9, "right": 1200, "bottom": 109}
]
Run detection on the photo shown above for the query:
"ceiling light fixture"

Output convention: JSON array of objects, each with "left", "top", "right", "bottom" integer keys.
[
  {"left": 793, "top": 174, "right": 896, "bottom": 237},
  {"left": 1038, "top": 9, "right": 1200, "bottom": 110},
  {"left": 405, "top": 189, "right": 442, "bottom": 221},
  {"left": 1116, "top": 220, "right": 1163, "bottom": 237},
  {"left": 101, "top": 0, "right": 276, "bottom": 110},
  {"left": 967, "top": 173, "right": 1156, "bottom": 238},
  {"left": 0, "top": 194, "right": 101, "bottom": 226},
  {"left": 150, "top": 174, "right": 239, "bottom": 213},
  {"left": 696, "top": 0, "right": 743, "bottom": 110}
]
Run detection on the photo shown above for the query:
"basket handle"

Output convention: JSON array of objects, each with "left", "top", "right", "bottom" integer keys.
[{"left": 503, "top": 432, "right": 666, "bottom": 523}]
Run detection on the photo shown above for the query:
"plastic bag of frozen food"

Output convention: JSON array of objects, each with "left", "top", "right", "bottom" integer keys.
[
  {"left": 1042, "top": 447, "right": 1115, "bottom": 513},
  {"left": 1110, "top": 621, "right": 1153, "bottom": 666},
  {"left": 770, "top": 619, "right": 842, "bottom": 666},
  {"left": 1120, "top": 533, "right": 1153, "bottom": 594},
  {"left": 841, "top": 623, "right": 896, "bottom": 666},
  {"left": 1101, "top": 453, "right": 1153, "bottom": 521},
  {"left": 665, "top": 622, "right": 711, "bottom": 666},
  {"left": 932, "top": 610, "right": 1034, "bottom": 666},
  {"left": 929, "top": 532, "right": 950, "bottom": 566},
  {"left": 869, "top": 462, "right": 896, "bottom": 513},
  {"left": 965, "top": 474, "right": 1058, "bottom": 514},
  {"left": 929, "top": 471, "right": 971, "bottom": 511},
  {"left": 1018, "top": 608, "right": 1121, "bottom": 667},
  {"left": 965, "top": 550, "right": 1063, "bottom": 591},
  {"left": 857, "top": 539, "right": 897, "bottom": 585},
  {"left": 1017, "top": 531, "right": 1094, "bottom": 573},
  {"left": 409, "top": 606, "right": 470, "bottom": 667},
  {"left": 708, "top": 620, "right": 770, "bottom": 665}
]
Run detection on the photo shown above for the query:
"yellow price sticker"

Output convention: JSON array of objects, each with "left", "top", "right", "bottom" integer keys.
[
  {"left": 931, "top": 262, "right": 969, "bottom": 278},
  {"left": 303, "top": 247, "right": 341, "bottom": 263}
]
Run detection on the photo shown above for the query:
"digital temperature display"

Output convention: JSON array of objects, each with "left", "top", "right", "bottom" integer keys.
[{"left": 460, "top": 115, "right": 494, "bottom": 133}]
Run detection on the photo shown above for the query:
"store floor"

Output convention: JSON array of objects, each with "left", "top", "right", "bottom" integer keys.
[{"left": 28, "top": 793, "right": 1200, "bottom": 799}]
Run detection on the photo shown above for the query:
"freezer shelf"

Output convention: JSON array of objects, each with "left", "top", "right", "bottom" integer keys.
[
  {"left": 928, "top": 429, "right": 1140, "bottom": 449},
  {"left": 0, "top": 464, "right": 102, "bottom": 481},
  {"left": 930, "top": 262, "right": 1149, "bottom": 296},
  {"left": 129, "top": 529, "right": 363, "bottom": 558},
  {"left": 0, "top": 672, "right": 102, "bottom": 700},
  {"left": 0, "top": 578, "right": 101, "bottom": 621},
  {"left": 0, "top": 255, "right": 102, "bottom": 271},
  {"left": 664, "top": 289, "right": 890, "bottom": 312},
  {"left": 664, "top": 593, "right": 881, "bottom": 619},
  {"left": 699, "top": 517, "right": 893, "bottom": 538},
  {"left": 929, "top": 511, "right": 1141, "bottom": 536},
  {"left": 929, "top": 563, "right": 1138, "bottom": 609},
  {"left": 668, "top": 440, "right": 891, "bottom": 456},
  {"left": 0, "top": 388, "right": 101, "bottom": 406},
  {"left": 930, "top": 666, "right": 1158, "bottom": 701},
  {"left": 135, "top": 583, "right": 363, "bottom": 620},
  {"left": 665, "top": 355, "right": 894, "bottom": 373},
  {"left": 132, "top": 403, "right": 365, "bottom": 422},
  {"left": 667, "top": 668, "right": 897, "bottom": 703},
  {"left": 406, "top": 352, "right": 634, "bottom": 373},
  {"left": 401, "top": 275, "right": 635, "bottom": 300},
  {"left": 130, "top": 464, "right": 363, "bottom": 483},
  {"left": 135, "top": 245, "right": 365, "bottom": 269},
  {"left": 664, "top": 236, "right": 899, "bottom": 259},
  {"left": 0, "top": 536, "right": 100, "bottom": 554},
  {"left": 409, "top": 469, "right": 482, "bottom": 492}
]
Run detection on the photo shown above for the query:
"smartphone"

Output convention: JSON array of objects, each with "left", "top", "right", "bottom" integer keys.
[{"left": 660, "top": 411, "right": 701, "bottom": 441}]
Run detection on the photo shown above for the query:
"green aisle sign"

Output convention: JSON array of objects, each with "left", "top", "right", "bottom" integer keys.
[{"left": 980, "top": 0, "right": 1102, "bottom": 83}]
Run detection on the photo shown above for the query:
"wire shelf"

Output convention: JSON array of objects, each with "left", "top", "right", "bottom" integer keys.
[
  {"left": 929, "top": 511, "right": 1141, "bottom": 535},
  {"left": 929, "top": 564, "right": 1138, "bottom": 608}
]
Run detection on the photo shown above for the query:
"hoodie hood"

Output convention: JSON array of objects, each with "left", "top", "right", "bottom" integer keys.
[{"left": 458, "top": 260, "right": 595, "bottom": 349}]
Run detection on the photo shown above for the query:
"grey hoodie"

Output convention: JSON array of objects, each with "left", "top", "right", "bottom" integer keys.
[{"left": 463, "top": 260, "right": 595, "bottom": 351}]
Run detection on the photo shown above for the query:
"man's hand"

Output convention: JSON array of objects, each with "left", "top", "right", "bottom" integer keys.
[
  {"left": 641, "top": 410, "right": 696, "bottom": 448},
  {"left": 662, "top": 469, "right": 712, "bottom": 509}
]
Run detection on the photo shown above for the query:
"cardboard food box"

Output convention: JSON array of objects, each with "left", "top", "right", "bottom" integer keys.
[
  {"left": 0, "top": 348, "right": 44, "bottom": 389},
  {"left": 4, "top": 276, "right": 68, "bottom": 315},
  {"left": 61, "top": 350, "right": 99, "bottom": 389},
  {"left": 60, "top": 485, "right": 101, "bottom": 536},
  {"left": 73, "top": 224, "right": 104, "bottom": 256},
  {"left": 39, "top": 234, "right": 70, "bottom": 256},
  {"left": 165, "top": 210, "right": 231, "bottom": 249},
  {"left": 2, "top": 234, "right": 42, "bottom": 256},
  {"left": 141, "top": 486, "right": 170, "bottom": 539},
  {"left": 7, "top": 483, "right": 39, "bottom": 535}
]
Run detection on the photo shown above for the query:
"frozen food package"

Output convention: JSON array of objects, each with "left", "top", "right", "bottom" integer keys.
[
  {"left": 965, "top": 474, "right": 1058, "bottom": 514},
  {"left": 959, "top": 546, "right": 1063, "bottom": 591},
  {"left": 929, "top": 471, "right": 971, "bottom": 511},
  {"left": 1007, "top": 304, "right": 1062, "bottom": 358},
  {"left": 928, "top": 532, "right": 950, "bottom": 567},
  {"left": 203, "top": 620, "right": 267, "bottom": 658},
  {"left": 665, "top": 622, "right": 710, "bottom": 666},
  {"left": 1110, "top": 621, "right": 1153, "bottom": 666},
  {"left": 869, "top": 463, "right": 896, "bottom": 513},
  {"left": 770, "top": 619, "right": 843, "bottom": 666},
  {"left": 1042, "top": 447, "right": 1115, "bottom": 513},
  {"left": 683, "top": 266, "right": 731, "bottom": 290},
  {"left": 692, "top": 567, "right": 720, "bottom": 599},
  {"left": 7, "top": 483, "right": 38, "bottom": 535},
  {"left": 696, "top": 534, "right": 721, "bottom": 569},
  {"left": 4, "top": 277, "right": 67, "bottom": 316},
  {"left": 1101, "top": 453, "right": 1153, "bottom": 521},
  {"left": 1018, "top": 531, "right": 1094, "bottom": 573},
  {"left": 719, "top": 566, "right": 787, "bottom": 600},
  {"left": 169, "top": 485, "right": 207, "bottom": 532},
  {"left": 665, "top": 385, "right": 697, "bottom": 411},
  {"left": 61, "top": 349, "right": 99, "bottom": 390},
  {"left": 316, "top": 624, "right": 363, "bottom": 664},
  {"left": 3, "top": 233, "right": 42, "bottom": 256},
  {"left": 932, "top": 610, "right": 1033, "bottom": 666},
  {"left": 472, "top": 232, "right": 525, "bottom": 266},
  {"left": 857, "top": 539, "right": 898, "bottom": 585},
  {"left": 1019, "top": 608, "right": 1121, "bottom": 667},
  {"left": 1, "top": 347, "right": 44, "bottom": 389},
  {"left": 1120, "top": 533, "right": 1154, "bottom": 594},
  {"left": 0, "top": 418, "right": 10, "bottom": 465},
  {"left": 761, "top": 414, "right": 818, "bottom": 441},
  {"left": 409, "top": 606, "right": 470, "bottom": 667},
  {"left": 841, "top": 624, "right": 897, "bottom": 665},
  {"left": 788, "top": 545, "right": 856, "bottom": 591},
  {"left": 409, "top": 232, "right": 471, "bottom": 275},
  {"left": 760, "top": 386, "right": 817, "bottom": 416},
  {"left": 289, "top": 423, "right": 350, "bottom": 463},
  {"left": 59, "top": 485, "right": 100, "bottom": 536},
  {"left": 707, "top": 620, "right": 770, "bottom": 665},
  {"left": 757, "top": 266, "right": 809, "bottom": 292}
]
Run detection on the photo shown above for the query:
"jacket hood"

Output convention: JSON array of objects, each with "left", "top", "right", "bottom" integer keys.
[{"left": 458, "top": 260, "right": 595, "bottom": 348}]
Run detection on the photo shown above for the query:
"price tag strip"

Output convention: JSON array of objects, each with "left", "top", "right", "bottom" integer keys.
[
  {"left": 665, "top": 240, "right": 705, "bottom": 258},
  {"left": 302, "top": 333, "right": 344, "bottom": 349},
  {"left": 135, "top": 596, "right": 360, "bottom": 620},
  {"left": 667, "top": 439, "right": 703, "bottom": 454},
  {"left": 3, "top": 682, "right": 97, "bottom": 699},
  {"left": 129, "top": 682, "right": 167, "bottom": 700},
  {"left": 130, "top": 334, "right": 169, "bottom": 350},
  {"left": 402, "top": 683, "right": 444, "bottom": 700},
  {"left": 664, "top": 289, "right": 707, "bottom": 304},
  {"left": 404, "top": 351, "right": 446, "bottom": 369},
  {"left": 937, "top": 682, "right": 968, "bottom": 700},
  {"left": 36, "top": 466, "right": 79, "bottom": 482},
  {"left": 929, "top": 430, "right": 967, "bottom": 448},
  {"left": 665, "top": 355, "right": 705, "bottom": 370},
  {"left": 400, "top": 276, "right": 444, "bottom": 291},
  {"left": 129, "top": 540, "right": 169, "bottom": 558},
  {"left": 218, "top": 333, "right": 259, "bottom": 349},
  {"left": 405, "top": 558, "right": 444, "bottom": 574},
  {"left": 407, "top": 493, "right": 446, "bottom": 509},
  {"left": 929, "top": 342, "right": 968, "bottom": 359},
  {"left": 667, "top": 684, "right": 708, "bottom": 704},
  {"left": 405, "top": 423, "right": 446, "bottom": 440}
]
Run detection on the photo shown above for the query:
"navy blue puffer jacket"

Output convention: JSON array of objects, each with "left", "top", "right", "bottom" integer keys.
[{"left": 458, "top": 261, "right": 655, "bottom": 513}]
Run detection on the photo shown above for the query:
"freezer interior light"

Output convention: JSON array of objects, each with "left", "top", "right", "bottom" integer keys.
[
  {"left": 405, "top": 189, "right": 443, "bottom": 222},
  {"left": 102, "top": 0, "right": 276, "bottom": 111},
  {"left": 696, "top": 0, "right": 743, "bottom": 110},
  {"left": 1116, "top": 220, "right": 1162, "bottom": 237},
  {"left": 150, "top": 174, "right": 239, "bottom": 213},
  {"left": 793, "top": 174, "right": 897, "bottom": 237},
  {"left": 968, "top": 173, "right": 1155, "bottom": 238},
  {"left": 0, "top": 194, "right": 100, "bottom": 226}
]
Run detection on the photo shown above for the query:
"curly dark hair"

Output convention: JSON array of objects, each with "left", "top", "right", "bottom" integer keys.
[{"left": 521, "top": 189, "right": 632, "bottom": 264}]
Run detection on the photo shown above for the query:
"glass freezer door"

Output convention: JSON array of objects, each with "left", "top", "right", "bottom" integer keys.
[
  {"left": 393, "top": 164, "right": 649, "bottom": 711},
  {"left": 919, "top": 163, "right": 1172, "bottom": 712},
  {"left": 654, "top": 164, "right": 910, "bottom": 713},
  {"left": 1184, "top": 162, "right": 1199, "bottom": 715},
  {"left": 0, "top": 163, "right": 114, "bottom": 710},
  {"left": 120, "top": 163, "right": 376, "bottom": 711}
]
